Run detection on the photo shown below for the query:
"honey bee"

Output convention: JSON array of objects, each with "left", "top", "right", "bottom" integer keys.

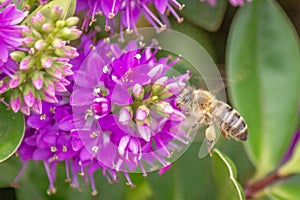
[{"left": 176, "top": 86, "right": 248, "bottom": 156}]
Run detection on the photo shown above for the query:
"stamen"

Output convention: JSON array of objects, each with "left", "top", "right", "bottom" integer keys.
[
  {"left": 124, "top": 172, "right": 135, "bottom": 188},
  {"left": 12, "top": 162, "right": 28, "bottom": 186},
  {"left": 1, "top": 98, "right": 10, "bottom": 107},
  {"left": 168, "top": 54, "right": 183, "bottom": 67},
  {"left": 44, "top": 162, "right": 57, "bottom": 195},
  {"left": 151, "top": 152, "right": 170, "bottom": 167},
  {"left": 89, "top": 173, "right": 98, "bottom": 196},
  {"left": 126, "top": 0, "right": 131, "bottom": 31},
  {"left": 65, "top": 160, "right": 71, "bottom": 182},
  {"left": 157, "top": 138, "right": 172, "bottom": 157},
  {"left": 170, "top": 0, "right": 185, "bottom": 10},
  {"left": 167, "top": 4, "right": 184, "bottom": 23},
  {"left": 138, "top": 160, "right": 147, "bottom": 177},
  {"left": 142, "top": 4, "right": 165, "bottom": 28}
]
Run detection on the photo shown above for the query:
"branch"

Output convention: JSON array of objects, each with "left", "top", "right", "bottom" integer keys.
[{"left": 244, "top": 171, "right": 292, "bottom": 199}]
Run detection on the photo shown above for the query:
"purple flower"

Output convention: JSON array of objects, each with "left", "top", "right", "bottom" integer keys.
[
  {"left": 71, "top": 40, "right": 193, "bottom": 179},
  {"left": 0, "top": 3, "right": 26, "bottom": 64},
  {"left": 76, "top": 0, "right": 185, "bottom": 33}
]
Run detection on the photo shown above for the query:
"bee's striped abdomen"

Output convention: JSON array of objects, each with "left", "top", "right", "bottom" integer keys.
[{"left": 211, "top": 102, "right": 248, "bottom": 141}]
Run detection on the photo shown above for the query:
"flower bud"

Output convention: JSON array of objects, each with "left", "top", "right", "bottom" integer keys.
[
  {"left": 10, "top": 94, "right": 21, "bottom": 113},
  {"left": 55, "top": 20, "right": 66, "bottom": 28},
  {"left": 32, "top": 71, "right": 44, "bottom": 90},
  {"left": 43, "top": 92, "right": 58, "bottom": 103},
  {"left": 41, "top": 23, "right": 54, "bottom": 33},
  {"left": 23, "top": 84, "right": 35, "bottom": 107},
  {"left": 9, "top": 73, "right": 24, "bottom": 88},
  {"left": 135, "top": 105, "right": 150, "bottom": 121},
  {"left": 155, "top": 101, "right": 174, "bottom": 117},
  {"left": 51, "top": 38, "right": 65, "bottom": 48},
  {"left": 54, "top": 82, "right": 67, "bottom": 92},
  {"left": 66, "top": 17, "right": 79, "bottom": 27},
  {"left": 10, "top": 51, "right": 26, "bottom": 62},
  {"left": 56, "top": 27, "right": 82, "bottom": 41},
  {"left": 55, "top": 46, "right": 79, "bottom": 59},
  {"left": 31, "top": 28, "right": 42, "bottom": 38},
  {"left": 51, "top": 6, "right": 63, "bottom": 22},
  {"left": 20, "top": 103, "right": 30, "bottom": 116},
  {"left": 132, "top": 84, "right": 144, "bottom": 100},
  {"left": 152, "top": 76, "right": 168, "bottom": 94},
  {"left": 32, "top": 98, "right": 42, "bottom": 114},
  {"left": 23, "top": 37, "right": 35, "bottom": 47},
  {"left": 44, "top": 82, "right": 55, "bottom": 96},
  {"left": 119, "top": 106, "right": 133, "bottom": 125},
  {"left": 0, "top": 79, "right": 8, "bottom": 94},
  {"left": 41, "top": 55, "right": 53, "bottom": 69},
  {"left": 20, "top": 56, "right": 34, "bottom": 71},
  {"left": 34, "top": 39, "right": 47, "bottom": 50},
  {"left": 31, "top": 12, "right": 45, "bottom": 30}
]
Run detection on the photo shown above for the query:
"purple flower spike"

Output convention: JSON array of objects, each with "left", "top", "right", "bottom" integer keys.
[{"left": 69, "top": 40, "right": 193, "bottom": 188}]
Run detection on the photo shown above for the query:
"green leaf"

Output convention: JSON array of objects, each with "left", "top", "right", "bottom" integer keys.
[
  {"left": 22, "top": 0, "right": 77, "bottom": 25},
  {"left": 179, "top": 0, "right": 227, "bottom": 32},
  {"left": 212, "top": 149, "right": 245, "bottom": 200},
  {"left": 147, "top": 143, "right": 217, "bottom": 200},
  {"left": 226, "top": 0, "right": 300, "bottom": 179},
  {"left": 0, "top": 104, "right": 24, "bottom": 163},
  {"left": 266, "top": 184, "right": 300, "bottom": 200}
]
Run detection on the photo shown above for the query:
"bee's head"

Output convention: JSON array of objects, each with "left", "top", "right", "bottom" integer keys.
[{"left": 176, "top": 86, "right": 194, "bottom": 107}]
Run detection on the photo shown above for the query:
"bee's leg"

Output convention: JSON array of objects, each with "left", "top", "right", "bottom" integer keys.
[
  {"left": 221, "top": 130, "right": 230, "bottom": 140},
  {"left": 205, "top": 123, "right": 216, "bottom": 157}
]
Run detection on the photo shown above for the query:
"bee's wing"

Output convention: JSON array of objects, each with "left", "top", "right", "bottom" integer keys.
[
  {"left": 198, "top": 122, "right": 222, "bottom": 159},
  {"left": 192, "top": 64, "right": 250, "bottom": 93}
]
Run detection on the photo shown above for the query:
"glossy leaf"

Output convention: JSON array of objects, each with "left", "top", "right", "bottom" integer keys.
[
  {"left": 266, "top": 184, "right": 300, "bottom": 200},
  {"left": 179, "top": 0, "right": 227, "bottom": 32},
  {"left": 0, "top": 104, "right": 24, "bottom": 163},
  {"left": 147, "top": 143, "right": 217, "bottom": 199},
  {"left": 22, "top": 0, "right": 77, "bottom": 25},
  {"left": 226, "top": 0, "right": 300, "bottom": 178},
  {"left": 212, "top": 149, "right": 245, "bottom": 200}
]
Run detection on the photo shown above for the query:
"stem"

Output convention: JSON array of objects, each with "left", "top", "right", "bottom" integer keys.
[{"left": 244, "top": 171, "right": 292, "bottom": 199}]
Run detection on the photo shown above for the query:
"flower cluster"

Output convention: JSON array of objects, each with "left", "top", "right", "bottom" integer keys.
[
  {"left": 76, "top": 0, "right": 185, "bottom": 33},
  {"left": 14, "top": 37, "right": 194, "bottom": 194},
  {"left": 3, "top": 6, "right": 82, "bottom": 115},
  {"left": 71, "top": 40, "right": 192, "bottom": 174}
]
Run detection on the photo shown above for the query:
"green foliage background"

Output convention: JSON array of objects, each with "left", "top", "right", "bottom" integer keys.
[{"left": 0, "top": 0, "right": 300, "bottom": 199}]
